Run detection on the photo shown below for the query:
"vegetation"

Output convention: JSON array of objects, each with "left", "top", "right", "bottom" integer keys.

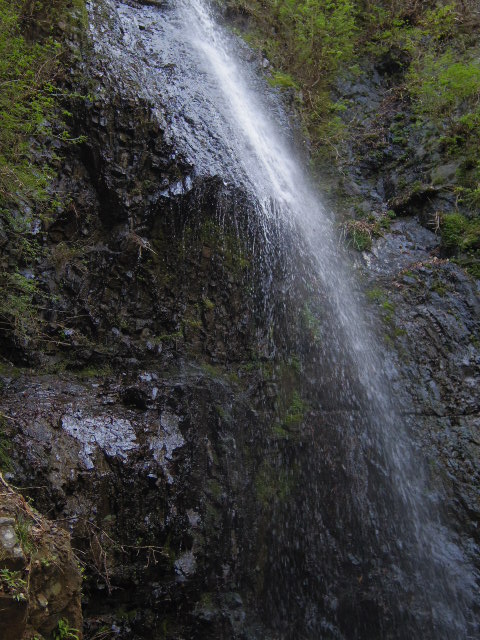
[
  {"left": 53, "top": 618, "right": 80, "bottom": 640},
  {"left": 0, "top": 415, "right": 12, "bottom": 471},
  {"left": 272, "top": 390, "right": 307, "bottom": 439},
  {"left": 0, "top": 0, "right": 86, "bottom": 349},
  {"left": 342, "top": 209, "right": 396, "bottom": 252},
  {"left": 343, "top": 219, "right": 373, "bottom": 252},
  {"left": 228, "top": 0, "right": 480, "bottom": 273},
  {"left": 0, "top": 568, "right": 27, "bottom": 602},
  {"left": 366, "top": 286, "right": 396, "bottom": 324},
  {"left": 283, "top": 390, "right": 306, "bottom": 427},
  {"left": 230, "top": 0, "right": 356, "bottom": 147},
  {"left": 255, "top": 460, "right": 294, "bottom": 506},
  {"left": 15, "top": 515, "right": 36, "bottom": 555}
]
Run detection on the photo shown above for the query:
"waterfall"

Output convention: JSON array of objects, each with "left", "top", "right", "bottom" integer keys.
[
  {"left": 88, "top": 0, "right": 477, "bottom": 636},
  {"left": 180, "top": 3, "right": 476, "bottom": 636}
]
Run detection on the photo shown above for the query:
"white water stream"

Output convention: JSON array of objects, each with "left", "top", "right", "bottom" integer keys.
[
  {"left": 89, "top": 0, "right": 477, "bottom": 635},
  {"left": 178, "top": 7, "right": 476, "bottom": 635}
]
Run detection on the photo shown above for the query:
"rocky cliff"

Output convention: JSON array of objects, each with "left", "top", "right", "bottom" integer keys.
[{"left": 0, "top": 0, "right": 479, "bottom": 639}]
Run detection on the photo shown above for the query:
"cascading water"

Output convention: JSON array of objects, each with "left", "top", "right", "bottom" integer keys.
[{"left": 88, "top": 0, "right": 478, "bottom": 637}]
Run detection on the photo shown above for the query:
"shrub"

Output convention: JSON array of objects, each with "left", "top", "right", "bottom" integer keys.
[{"left": 441, "top": 212, "right": 480, "bottom": 252}]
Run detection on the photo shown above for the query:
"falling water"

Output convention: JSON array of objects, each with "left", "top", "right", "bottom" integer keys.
[
  {"left": 89, "top": 0, "right": 478, "bottom": 636},
  {"left": 179, "top": 5, "right": 477, "bottom": 637}
]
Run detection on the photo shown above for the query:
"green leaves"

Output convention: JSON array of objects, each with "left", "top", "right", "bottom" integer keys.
[
  {"left": 409, "top": 51, "right": 480, "bottom": 116},
  {"left": 53, "top": 618, "right": 80, "bottom": 640},
  {"left": 272, "top": 0, "right": 356, "bottom": 74}
]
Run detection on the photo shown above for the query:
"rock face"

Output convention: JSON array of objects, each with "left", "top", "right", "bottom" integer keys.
[
  {"left": 0, "top": 475, "right": 82, "bottom": 640},
  {"left": 0, "top": 0, "right": 479, "bottom": 639},
  {"left": 332, "top": 59, "right": 480, "bottom": 572},
  {"left": 1, "top": 3, "right": 298, "bottom": 635},
  {"left": 367, "top": 222, "right": 480, "bottom": 541}
]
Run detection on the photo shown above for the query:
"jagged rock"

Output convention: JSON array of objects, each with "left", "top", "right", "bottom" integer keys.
[{"left": 0, "top": 0, "right": 479, "bottom": 638}]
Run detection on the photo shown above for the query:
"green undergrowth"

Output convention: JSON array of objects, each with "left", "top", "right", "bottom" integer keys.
[
  {"left": 440, "top": 212, "right": 480, "bottom": 273},
  {"left": 342, "top": 210, "right": 395, "bottom": 252},
  {"left": 360, "top": 3, "right": 480, "bottom": 273},
  {"left": 0, "top": 0, "right": 86, "bottom": 350},
  {"left": 0, "top": 568, "right": 27, "bottom": 602},
  {"left": 228, "top": 1, "right": 480, "bottom": 158},
  {"left": 227, "top": 0, "right": 480, "bottom": 273},
  {"left": 228, "top": 0, "right": 356, "bottom": 153}
]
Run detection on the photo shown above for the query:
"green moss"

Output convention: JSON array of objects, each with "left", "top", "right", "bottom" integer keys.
[
  {"left": 0, "top": 415, "right": 12, "bottom": 471},
  {"left": 215, "top": 404, "right": 227, "bottom": 419},
  {"left": 272, "top": 424, "right": 291, "bottom": 439},
  {"left": 469, "top": 333, "right": 480, "bottom": 349},
  {"left": 272, "top": 390, "right": 307, "bottom": 440},
  {"left": 365, "top": 287, "right": 382, "bottom": 303},
  {"left": 366, "top": 287, "right": 398, "bottom": 325},
  {"left": 301, "top": 303, "right": 321, "bottom": 343},
  {"left": 184, "top": 318, "right": 202, "bottom": 330},
  {"left": 284, "top": 391, "right": 306, "bottom": 427},
  {"left": 207, "top": 479, "right": 223, "bottom": 501},
  {"left": 288, "top": 355, "right": 301, "bottom": 374},
  {"left": 268, "top": 70, "right": 298, "bottom": 89},
  {"left": 200, "top": 362, "right": 222, "bottom": 378},
  {"left": 255, "top": 461, "right": 295, "bottom": 508},
  {"left": 152, "top": 330, "right": 183, "bottom": 344},
  {"left": 204, "top": 502, "right": 222, "bottom": 530},
  {"left": 199, "top": 592, "right": 214, "bottom": 608},
  {"left": 202, "top": 296, "right": 215, "bottom": 311},
  {"left": 381, "top": 299, "right": 395, "bottom": 322},
  {"left": 74, "top": 364, "right": 112, "bottom": 379},
  {"left": 0, "top": 0, "right": 86, "bottom": 209},
  {"left": 227, "top": 370, "right": 241, "bottom": 385},
  {"left": 430, "top": 280, "right": 448, "bottom": 296}
]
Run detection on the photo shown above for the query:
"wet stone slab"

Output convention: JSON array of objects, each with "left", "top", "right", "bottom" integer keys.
[
  {"left": 364, "top": 218, "right": 440, "bottom": 276},
  {"left": 61, "top": 410, "right": 138, "bottom": 470}
]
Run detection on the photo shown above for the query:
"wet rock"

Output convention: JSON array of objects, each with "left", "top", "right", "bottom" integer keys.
[
  {"left": 430, "top": 161, "right": 460, "bottom": 185},
  {"left": 389, "top": 183, "right": 440, "bottom": 216},
  {"left": 0, "top": 516, "right": 25, "bottom": 570},
  {"left": 121, "top": 386, "right": 149, "bottom": 410},
  {"left": 61, "top": 410, "right": 138, "bottom": 470},
  {"left": 375, "top": 46, "right": 410, "bottom": 77},
  {"left": 0, "top": 0, "right": 478, "bottom": 638}
]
